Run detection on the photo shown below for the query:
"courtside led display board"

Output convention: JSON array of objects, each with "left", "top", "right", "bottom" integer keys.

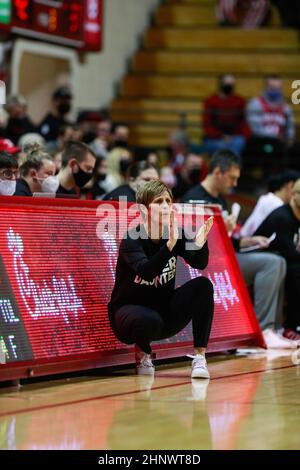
[
  {"left": 0, "top": 197, "right": 264, "bottom": 380},
  {"left": 0, "top": 1, "right": 103, "bottom": 51}
]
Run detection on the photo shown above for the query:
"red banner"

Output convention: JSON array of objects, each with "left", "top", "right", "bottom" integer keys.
[{"left": 0, "top": 197, "right": 264, "bottom": 380}]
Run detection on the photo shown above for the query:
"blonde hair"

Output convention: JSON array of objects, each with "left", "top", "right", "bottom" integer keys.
[
  {"left": 106, "top": 148, "right": 132, "bottom": 186},
  {"left": 136, "top": 180, "right": 173, "bottom": 207},
  {"left": 293, "top": 178, "right": 300, "bottom": 193},
  {"left": 18, "top": 133, "right": 45, "bottom": 153},
  {"left": 19, "top": 143, "right": 53, "bottom": 177}
]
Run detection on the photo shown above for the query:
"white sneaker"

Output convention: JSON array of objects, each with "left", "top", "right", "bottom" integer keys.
[
  {"left": 263, "top": 328, "right": 298, "bottom": 349},
  {"left": 135, "top": 346, "right": 155, "bottom": 376},
  {"left": 190, "top": 354, "right": 210, "bottom": 379},
  {"left": 282, "top": 329, "right": 300, "bottom": 347}
]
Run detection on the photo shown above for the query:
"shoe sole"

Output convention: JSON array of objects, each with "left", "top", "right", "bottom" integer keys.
[
  {"left": 267, "top": 344, "right": 298, "bottom": 349},
  {"left": 136, "top": 369, "right": 155, "bottom": 376},
  {"left": 191, "top": 371, "right": 210, "bottom": 379}
]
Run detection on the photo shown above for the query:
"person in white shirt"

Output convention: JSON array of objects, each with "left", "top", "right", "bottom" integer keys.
[{"left": 241, "top": 170, "right": 300, "bottom": 237}]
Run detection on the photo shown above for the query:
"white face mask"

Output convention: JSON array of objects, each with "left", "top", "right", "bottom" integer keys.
[
  {"left": 41, "top": 176, "right": 59, "bottom": 194},
  {"left": 0, "top": 179, "right": 16, "bottom": 196},
  {"left": 160, "top": 174, "right": 176, "bottom": 189}
]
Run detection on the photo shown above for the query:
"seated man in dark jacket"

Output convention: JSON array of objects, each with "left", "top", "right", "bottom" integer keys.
[
  {"left": 183, "top": 149, "right": 297, "bottom": 349},
  {"left": 254, "top": 178, "right": 300, "bottom": 342}
]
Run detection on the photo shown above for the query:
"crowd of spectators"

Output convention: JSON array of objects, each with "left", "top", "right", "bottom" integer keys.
[{"left": 0, "top": 82, "right": 300, "bottom": 348}]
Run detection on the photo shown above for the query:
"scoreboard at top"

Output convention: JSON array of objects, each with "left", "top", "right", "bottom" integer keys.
[{"left": 0, "top": 1, "right": 103, "bottom": 51}]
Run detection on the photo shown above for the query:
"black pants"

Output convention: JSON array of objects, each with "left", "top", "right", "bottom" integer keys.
[{"left": 112, "top": 277, "right": 214, "bottom": 354}]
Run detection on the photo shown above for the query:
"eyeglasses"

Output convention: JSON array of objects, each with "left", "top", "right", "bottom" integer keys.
[{"left": 0, "top": 169, "right": 20, "bottom": 180}]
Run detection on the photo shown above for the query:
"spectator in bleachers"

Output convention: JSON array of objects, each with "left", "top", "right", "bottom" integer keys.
[
  {"left": 110, "top": 122, "right": 130, "bottom": 150},
  {"left": 83, "top": 156, "right": 121, "bottom": 200},
  {"left": 172, "top": 152, "right": 204, "bottom": 201},
  {"left": 77, "top": 111, "right": 102, "bottom": 143},
  {"left": 146, "top": 151, "right": 160, "bottom": 168},
  {"left": 56, "top": 141, "right": 96, "bottom": 197},
  {"left": 247, "top": 76, "right": 294, "bottom": 144},
  {"left": 183, "top": 149, "right": 297, "bottom": 349},
  {"left": 166, "top": 129, "right": 189, "bottom": 172},
  {"left": 46, "top": 124, "right": 83, "bottom": 153},
  {"left": 103, "top": 161, "right": 158, "bottom": 202},
  {"left": 203, "top": 74, "right": 249, "bottom": 156},
  {"left": 39, "top": 87, "right": 73, "bottom": 142},
  {"left": 91, "top": 117, "right": 112, "bottom": 158},
  {"left": 160, "top": 166, "right": 177, "bottom": 191},
  {"left": 77, "top": 111, "right": 110, "bottom": 155},
  {"left": 45, "top": 124, "right": 84, "bottom": 175},
  {"left": 17, "top": 133, "right": 46, "bottom": 169},
  {"left": 14, "top": 144, "right": 56, "bottom": 197},
  {"left": 4, "top": 95, "right": 36, "bottom": 145},
  {"left": 18, "top": 133, "right": 45, "bottom": 153},
  {"left": 166, "top": 129, "right": 190, "bottom": 174},
  {"left": 0, "top": 151, "right": 19, "bottom": 196},
  {"left": 106, "top": 147, "right": 133, "bottom": 191},
  {"left": 87, "top": 156, "right": 109, "bottom": 200},
  {"left": 254, "top": 178, "right": 300, "bottom": 343},
  {"left": 216, "top": 0, "right": 271, "bottom": 27},
  {"left": 0, "top": 138, "right": 20, "bottom": 158},
  {"left": 241, "top": 170, "right": 300, "bottom": 237},
  {"left": 245, "top": 76, "right": 295, "bottom": 175}
]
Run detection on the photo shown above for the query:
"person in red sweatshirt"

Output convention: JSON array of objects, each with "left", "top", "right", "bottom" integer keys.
[{"left": 203, "top": 74, "right": 249, "bottom": 156}]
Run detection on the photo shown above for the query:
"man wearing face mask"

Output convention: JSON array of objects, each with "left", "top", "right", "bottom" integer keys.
[
  {"left": 246, "top": 76, "right": 295, "bottom": 176},
  {"left": 173, "top": 152, "right": 204, "bottom": 201},
  {"left": 247, "top": 76, "right": 295, "bottom": 143},
  {"left": 39, "top": 87, "right": 73, "bottom": 143},
  {"left": 109, "top": 122, "right": 130, "bottom": 150},
  {"left": 5, "top": 95, "right": 37, "bottom": 145},
  {"left": 14, "top": 145, "right": 57, "bottom": 197},
  {"left": 56, "top": 140, "right": 96, "bottom": 197},
  {"left": 0, "top": 152, "right": 19, "bottom": 196},
  {"left": 203, "top": 74, "right": 249, "bottom": 156},
  {"left": 103, "top": 161, "right": 159, "bottom": 202}
]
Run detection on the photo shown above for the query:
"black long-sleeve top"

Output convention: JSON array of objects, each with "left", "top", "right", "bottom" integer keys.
[
  {"left": 108, "top": 225, "right": 209, "bottom": 322},
  {"left": 254, "top": 204, "right": 300, "bottom": 264}
]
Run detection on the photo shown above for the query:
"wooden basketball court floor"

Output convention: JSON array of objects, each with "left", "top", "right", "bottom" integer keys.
[{"left": 0, "top": 349, "right": 299, "bottom": 450}]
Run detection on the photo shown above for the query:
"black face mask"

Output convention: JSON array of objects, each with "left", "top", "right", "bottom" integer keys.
[
  {"left": 114, "top": 140, "right": 129, "bottom": 149},
  {"left": 83, "top": 131, "right": 97, "bottom": 144},
  {"left": 57, "top": 103, "right": 71, "bottom": 115},
  {"left": 220, "top": 84, "right": 234, "bottom": 96},
  {"left": 189, "top": 168, "right": 201, "bottom": 185},
  {"left": 119, "top": 159, "right": 130, "bottom": 174},
  {"left": 97, "top": 173, "right": 107, "bottom": 182},
  {"left": 73, "top": 165, "right": 93, "bottom": 188}
]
